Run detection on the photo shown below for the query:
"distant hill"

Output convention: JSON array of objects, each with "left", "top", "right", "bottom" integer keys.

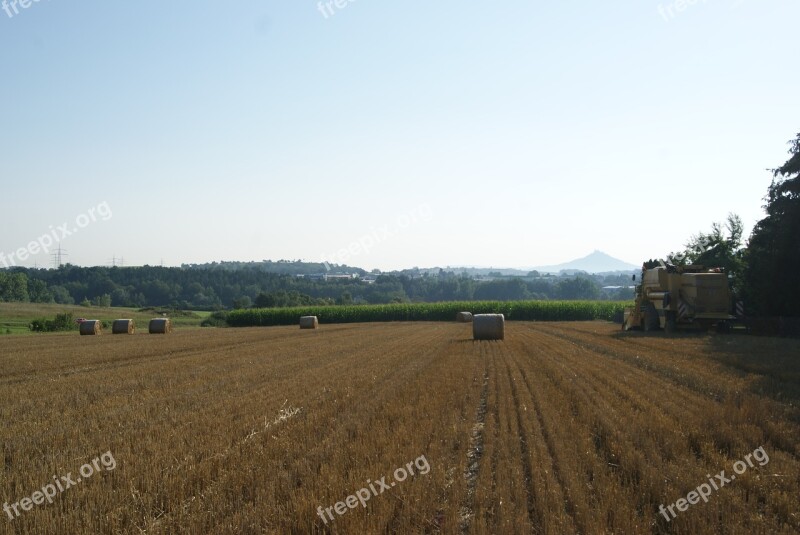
[
  {"left": 400, "top": 251, "right": 637, "bottom": 277},
  {"left": 532, "top": 251, "right": 638, "bottom": 274}
]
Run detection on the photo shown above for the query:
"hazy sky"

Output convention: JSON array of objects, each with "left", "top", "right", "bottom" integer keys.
[{"left": 1, "top": 1, "right": 798, "bottom": 271}]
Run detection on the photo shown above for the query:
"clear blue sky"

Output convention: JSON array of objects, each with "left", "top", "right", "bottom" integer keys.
[{"left": 1, "top": 0, "right": 798, "bottom": 271}]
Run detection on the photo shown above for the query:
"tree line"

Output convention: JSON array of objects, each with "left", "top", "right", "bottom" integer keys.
[{"left": 0, "top": 264, "right": 631, "bottom": 310}]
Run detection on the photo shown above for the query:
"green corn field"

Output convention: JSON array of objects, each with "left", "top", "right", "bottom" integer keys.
[{"left": 226, "top": 300, "right": 630, "bottom": 327}]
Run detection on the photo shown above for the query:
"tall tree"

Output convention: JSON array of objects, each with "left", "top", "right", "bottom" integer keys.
[
  {"left": 667, "top": 213, "right": 745, "bottom": 290},
  {"left": 0, "top": 272, "right": 29, "bottom": 302},
  {"left": 742, "top": 133, "right": 800, "bottom": 316}
]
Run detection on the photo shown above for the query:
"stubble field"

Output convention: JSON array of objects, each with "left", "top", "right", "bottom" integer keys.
[{"left": 1, "top": 322, "right": 798, "bottom": 534}]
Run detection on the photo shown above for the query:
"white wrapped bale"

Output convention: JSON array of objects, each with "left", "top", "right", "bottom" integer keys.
[
  {"left": 472, "top": 314, "right": 505, "bottom": 340},
  {"left": 456, "top": 312, "right": 473, "bottom": 323},
  {"left": 299, "top": 316, "right": 319, "bottom": 329}
]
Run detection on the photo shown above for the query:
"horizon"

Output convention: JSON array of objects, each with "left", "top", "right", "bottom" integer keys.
[
  {"left": 2, "top": 2, "right": 798, "bottom": 272},
  {"left": 1, "top": 249, "right": 638, "bottom": 273}
]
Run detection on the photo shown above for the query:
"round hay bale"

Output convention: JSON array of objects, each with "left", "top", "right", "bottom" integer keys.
[
  {"left": 79, "top": 320, "right": 102, "bottom": 336},
  {"left": 112, "top": 319, "right": 135, "bottom": 335},
  {"left": 473, "top": 314, "right": 505, "bottom": 340},
  {"left": 299, "top": 316, "right": 319, "bottom": 329},
  {"left": 456, "top": 311, "right": 473, "bottom": 323},
  {"left": 149, "top": 318, "right": 172, "bottom": 334}
]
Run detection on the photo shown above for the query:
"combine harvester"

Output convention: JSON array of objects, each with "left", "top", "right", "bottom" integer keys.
[{"left": 623, "top": 262, "right": 740, "bottom": 333}]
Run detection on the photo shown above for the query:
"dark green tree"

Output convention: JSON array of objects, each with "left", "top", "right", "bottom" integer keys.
[
  {"left": 0, "top": 272, "right": 29, "bottom": 302},
  {"left": 474, "top": 278, "right": 530, "bottom": 301},
  {"left": 556, "top": 277, "right": 600, "bottom": 300},
  {"left": 28, "top": 278, "right": 53, "bottom": 303},
  {"left": 254, "top": 292, "right": 276, "bottom": 308},
  {"left": 91, "top": 294, "right": 112, "bottom": 307},
  {"left": 742, "top": 133, "right": 800, "bottom": 316},
  {"left": 50, "top": 285, "right": 75, "bottom": 305},
  {"left": 667, "top": 213, "right": 745, "bottom": 291},
  {"left": 232, "top": 296, "right": 252, "bottom": 309}
]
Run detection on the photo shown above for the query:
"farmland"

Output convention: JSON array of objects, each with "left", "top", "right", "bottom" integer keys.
[
  {"left": 0, "top": 303, "right": 208, "bottom": 335},
  {"left": 1, "top": 322, "right": 798, "bottom": 534}
]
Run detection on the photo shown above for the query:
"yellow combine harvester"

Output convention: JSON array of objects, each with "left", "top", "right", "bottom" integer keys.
[{"left": 623, "top": 263, "right": 736, "bottom": 333}]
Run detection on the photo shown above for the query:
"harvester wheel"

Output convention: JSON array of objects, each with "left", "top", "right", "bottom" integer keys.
[{"left": 644, "top": 303, "right": 659, "bottom": 332}]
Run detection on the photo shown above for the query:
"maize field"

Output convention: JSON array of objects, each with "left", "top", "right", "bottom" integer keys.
[{"left": 226, "top": 300, "right": 629, "bottom": 327}]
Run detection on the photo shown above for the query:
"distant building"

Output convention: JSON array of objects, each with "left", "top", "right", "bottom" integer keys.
[
  {"left": 602, "top": 286, "right": 636, "bottom": 290},
  {"left": 325, "top": 273, "right": 359, "bottom": 281},
  {"left": 296, "top": 273, "right": 359, "bottom": 281}
]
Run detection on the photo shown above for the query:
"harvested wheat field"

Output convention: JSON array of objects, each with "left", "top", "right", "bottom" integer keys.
[{"left": 1, "top": 322, "right": 798, "bottom": 534}]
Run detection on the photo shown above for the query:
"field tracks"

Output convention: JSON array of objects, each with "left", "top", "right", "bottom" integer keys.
[
  {"left": 460, "top": 364, "right": 488, "bottom": 533},
  {"left": 2, "top": 322, "right": 798, "bottom": 533}
]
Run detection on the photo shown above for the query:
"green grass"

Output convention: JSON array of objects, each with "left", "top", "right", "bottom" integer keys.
[
  {"left": 0, "top": 302, "right": 209, "bottom": 335},
  {"left": 227, "top": 300, "right": 630, "bottom": 327}
]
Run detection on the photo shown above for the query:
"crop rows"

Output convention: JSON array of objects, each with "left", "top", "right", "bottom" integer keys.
[
  {"left": 2, "top": 322, "right": 797, "bottom": 533},
  {"left": 227, "top": 300, "right": 627, "bottom": 327}
]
